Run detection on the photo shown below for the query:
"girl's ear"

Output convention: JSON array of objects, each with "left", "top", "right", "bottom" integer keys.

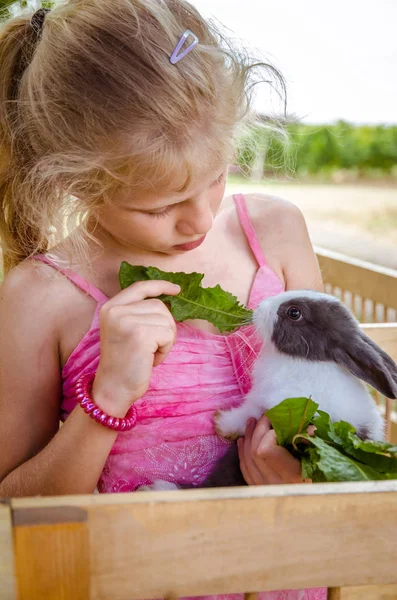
[{"left": 331, "top": 331, "right": 397, "bottom": 399}]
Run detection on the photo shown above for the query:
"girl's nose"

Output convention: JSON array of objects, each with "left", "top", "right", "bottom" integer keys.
[{"left": 176, "top": 199, "right": 214, "bottom": 237}]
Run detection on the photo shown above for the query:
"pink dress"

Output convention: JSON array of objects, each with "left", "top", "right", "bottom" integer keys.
[{"left": 34, "top": 194, "right": 326, "bottom": 600}]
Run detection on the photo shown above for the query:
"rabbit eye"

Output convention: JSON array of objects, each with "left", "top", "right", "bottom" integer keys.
[{"left": 287, "top": 306, "right": 302, "bottom": 321}]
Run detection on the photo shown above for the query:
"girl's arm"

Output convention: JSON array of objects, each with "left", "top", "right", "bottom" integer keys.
[
  {"left": 247, "top": 194, "right": 324, "bottom": 293},
  {"left": 277, "top": 201, "right": 324, "bottom": 292},
  {"left": 0, "top": 265, "right": 118, "bottom": 496},
  {"left": 0, "top": 263, "right": 180, "bottom": 497}
]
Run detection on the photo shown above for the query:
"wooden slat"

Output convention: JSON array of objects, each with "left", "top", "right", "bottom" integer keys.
[
  {"left": 0, "top": 501, "right": 17, "bottom": 600},
  {"left": 316, "top": 247, "right": 397, "bottom": 310},
  {"left": 341, "top": 585, "right": 397, "bottom": 599},
  {"left": 360, "top": 325, "right": 397, "bottom": 441},
  {"left": 360, "top": 323, "right": 397, "bottom": 362},
  {"left": 13, "top": 505, "right": 90, "bottom": 600},
  {"left": 328, "top": 589, "right": 342, "bottom": 600},
  {"left": 375, "top": 303, "right": 385, "bottom": 324},
  {"left": 9, "top": 482, "right": 397, "bottom": 600}
]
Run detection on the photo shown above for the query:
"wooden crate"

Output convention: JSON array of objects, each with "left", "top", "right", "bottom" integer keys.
[
  {"left": 316, "top": 247, "right": 397, "bottom": 443},
  {"left": 1, "top": 483, "right": 397, "bottom": 600}
]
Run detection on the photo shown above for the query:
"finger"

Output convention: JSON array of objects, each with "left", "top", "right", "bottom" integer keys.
[
  {"left": 307, "top": 424, "right": 316, "bottom": 436},
  {"left": 250, "top": 415, "right": 272, "bottom": 455},
  {"left": 256, "top": 433, "right": 302, "bottom": 483},
  {"left": 153, "top": 327, "right": 178, "bottom": 366},
  {"left": 300, "top": 424, "right": 316, "bottom": 446},
  {"left": 117, "top": 314, "right": 177, "bottom": 338},
  {"left": 255, "top": 461, "right": 283, "bottom": 485},
  {"left": 122, "top": 298, "right": 176, "bottom": 317},
  {"left": 106, "top": 301, "right": 177, "bottom": 330},
  {"left": 115, "top": 318, "right": 176, "bottom": 366},
  {"left": 105, "top": 280, "right": 181, "bottom": 307},
  {"left": 238, "top": 438, "right": 253, "bottom": 485},
  {"left": 250, "top": 429, "right": 288, "bottom": 484},
  {"left": 238, "top": 437, "right": 264, "bottom": 485},
  {"left": 266, "top": 447, "right": 302, "bottom": 483},
  {"left": 248, "top": 446, "right": 283, "bottom": 485},
  {"left": 243, "top": 420, "right": 273, "bottom": 485},
  {"left": 256, "top": 428, "right": 278, "bottom": 455}
]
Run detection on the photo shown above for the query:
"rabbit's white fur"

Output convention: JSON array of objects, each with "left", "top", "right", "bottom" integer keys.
[
  {"left": 216, "top": 291, "right": 385, "bottom": 441},
  {"left": 215, "top": 344, "right": 384, "bottom": 440}
]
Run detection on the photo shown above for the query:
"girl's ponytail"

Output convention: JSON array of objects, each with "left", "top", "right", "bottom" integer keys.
[{"left": 0, "top": 15, "right": 48, "bottom": 274}]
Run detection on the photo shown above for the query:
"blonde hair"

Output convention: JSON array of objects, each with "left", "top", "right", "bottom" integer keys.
[{"left": 0, "top": 0, "right": 286, "bottom": 273}]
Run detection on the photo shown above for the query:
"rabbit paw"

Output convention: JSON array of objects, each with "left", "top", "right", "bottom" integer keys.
[
  {"left": 214, "top": 409, "right": 246, "bottom": 440},
  {"left": 138, "top": 480, "right": 179, "bottom": 491}
]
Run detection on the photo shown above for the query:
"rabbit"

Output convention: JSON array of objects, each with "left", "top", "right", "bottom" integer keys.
[
  {"left": 215, "top": 290, "right": 397, "bottom": 443},
  {"left": 140, "top": 290, "right": 397, "bottom": 491}
]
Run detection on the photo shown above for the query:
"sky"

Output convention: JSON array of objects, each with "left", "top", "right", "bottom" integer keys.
[{"left": 190, "top": 0, "right": 397, "bottom": 125}]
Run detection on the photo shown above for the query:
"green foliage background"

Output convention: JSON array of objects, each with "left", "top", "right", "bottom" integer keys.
[{"left": 236, "top": 121, "right": 397, "bottom": 180}]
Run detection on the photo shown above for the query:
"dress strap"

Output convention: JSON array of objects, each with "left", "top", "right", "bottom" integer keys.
[
  {"left": 233, "top": 194, "right": 267, "bottom": 267},
  {"left": 33, "top": 254, "right": 109, "bottom": 304}
]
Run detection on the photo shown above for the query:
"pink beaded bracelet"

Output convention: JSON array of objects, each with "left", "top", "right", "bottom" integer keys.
[{"left": 75, "top": 373, "right": 137, "bottom": 432}]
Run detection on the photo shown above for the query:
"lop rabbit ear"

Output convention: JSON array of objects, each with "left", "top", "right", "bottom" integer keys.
[{"left": 332, "top": 331, "right": 397, "bottom": 399}]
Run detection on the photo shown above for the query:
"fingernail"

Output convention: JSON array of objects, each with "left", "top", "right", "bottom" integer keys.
[
  {"left": 257, "top": 440, "right": 268, "bottom": 456},
  {"left": 247, "top": 418, "right": 256, "bottom": 429},
  {"left": 255, "top": 420, "right": 268, "bottom": 437}
]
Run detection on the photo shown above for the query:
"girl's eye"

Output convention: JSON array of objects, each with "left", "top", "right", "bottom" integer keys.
[{"left": 148, "top": 206, "right": 173, "bottom": 219}]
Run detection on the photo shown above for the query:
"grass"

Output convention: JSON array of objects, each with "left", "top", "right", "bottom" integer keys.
[
  {"left": 302, "top": 206, "right": 397, "bottom": 241},
  {"left": 366, "top": 207, "right": 397, "bottom": 235}
]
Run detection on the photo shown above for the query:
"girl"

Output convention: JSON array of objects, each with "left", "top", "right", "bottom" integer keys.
[{"left": 0, "top": 1, "right": 324, "bottom": 598}]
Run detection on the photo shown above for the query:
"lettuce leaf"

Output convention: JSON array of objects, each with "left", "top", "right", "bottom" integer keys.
[
  {"left": 119, "top": 262, "right": 253, "bottom": 333},
  {"left": 265, "top": 397, "right": 397, "bottom": 482},
  {"left": 266, "top": 397, "right": 318, "bottom": 446}
]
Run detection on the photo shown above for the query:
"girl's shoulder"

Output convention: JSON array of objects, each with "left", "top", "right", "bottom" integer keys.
[
  {"left": 222, "top": 191, "right": 322, "bottom": 292},
  {"left": 0, "top": 258, "right": 95, "bottom": 338},
  {"left": 244, "top": 191, "right": 304, "bottom": 222},
  {"left": 222, "top": 191, "right": 307, "bottom": 239},
  {"left": 1, "top": 258, "right": 64, "bottom": 314},
  {"left": 2, "top": 258, "right": 73, "bottom": 304}
]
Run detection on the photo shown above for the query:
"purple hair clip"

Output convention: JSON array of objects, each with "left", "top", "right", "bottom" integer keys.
[{"left": 170, "top": 29, "right": 199, "bottom": 65}]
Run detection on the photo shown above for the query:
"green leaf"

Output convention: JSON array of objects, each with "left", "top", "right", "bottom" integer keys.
[
  {"left": 301, "top": 449, "right": 328, "bottom": 483},
  {"left": 265, "top": 397, "right": 397, "bottom": 483},
  {"left": 331, "top": 422, "right": 397, "bottom": 474},
  {"left": 119, "top": 263, "right": 149, "bottom": 289},
  {"left": 346, "top": 433, "right": 397, "bottom": 457},
  {"left": 119, "top": 262, "right": 253, "bottom": 333},
  {"left": 298, "top": 436, "right": 397, "bottom": 482},
  {"left": 301, "top": 450, "right": 319, "bottom": 480},
  {"left": 265, "top": 397, "right": 319, "bottom": 447},
  {"left": 312, "top": 410, "right": 334, "bottom": 442}
]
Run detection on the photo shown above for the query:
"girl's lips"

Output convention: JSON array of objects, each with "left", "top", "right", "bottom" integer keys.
[{"left": 173, "top": 235, "right": 206, "bottom": 251}]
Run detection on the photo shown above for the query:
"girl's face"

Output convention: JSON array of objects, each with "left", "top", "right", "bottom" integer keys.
[{"left": 96, "top": 167, "right": 228, "bottom": 255}]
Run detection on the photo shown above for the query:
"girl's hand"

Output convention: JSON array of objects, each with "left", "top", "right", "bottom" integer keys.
[
  {"left": 92, "top": 280, "right": 180, "bottom": 416},
  {"left": 238, "top": 416, "right": 310, "bottom": 485}
]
